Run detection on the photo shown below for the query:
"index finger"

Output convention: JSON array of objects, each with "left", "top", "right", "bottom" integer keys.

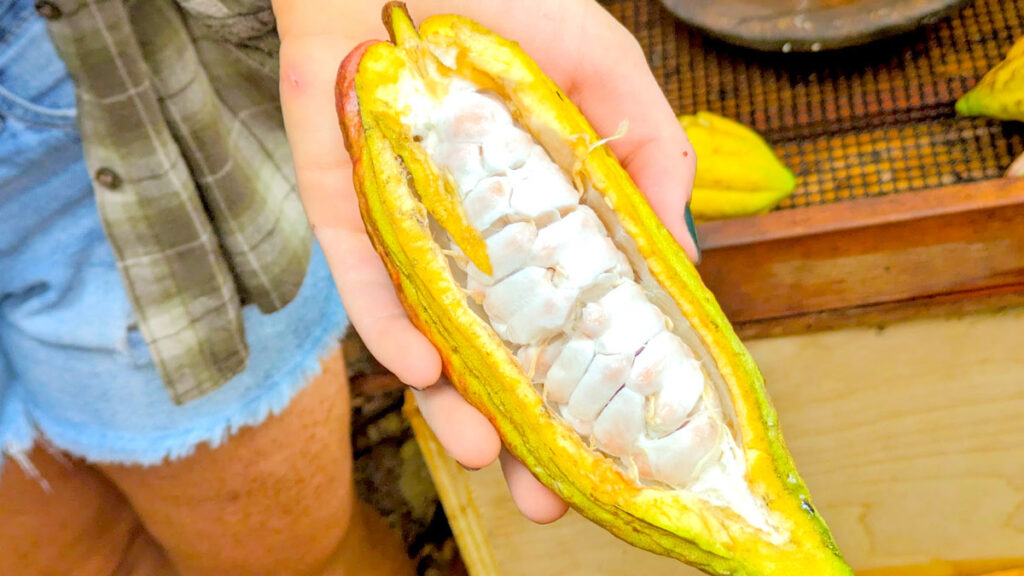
[
  {"left": 552, "top": 26, "right": 699, "bottom": 261},
  {"left": 481, "top": 2, "right": 700, "bottom": 261}
]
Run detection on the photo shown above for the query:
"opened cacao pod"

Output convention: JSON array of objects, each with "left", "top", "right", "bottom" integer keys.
[{"left": 335, "top": 3, "right": 852, "bottom": 574}]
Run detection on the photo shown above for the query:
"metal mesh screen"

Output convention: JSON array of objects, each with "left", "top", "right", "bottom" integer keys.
[{"left": 601, "top": 0, "right": 1024, "bottom": 209}]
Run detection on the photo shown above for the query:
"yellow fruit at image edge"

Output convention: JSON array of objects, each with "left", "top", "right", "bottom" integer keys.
[
  {"left": 680, "top": 111, "right": 797, "bottom": 221},
  {"left": 955, "top": 36, "right": 1024, "bottom": 176},
  {"left": 956, "top": 37, "right": 1024, "bottom": 122}
]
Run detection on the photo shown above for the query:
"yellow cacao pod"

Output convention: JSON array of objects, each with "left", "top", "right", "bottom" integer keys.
[
  {"left": 956, "top": 36, "right": 1024, "bottom": 121},
  {"left": 680, "top": 111, "right": 796, "bottom": 221},
  {"left": 335, "top": 4, "right": 851, "bottom": 575}
]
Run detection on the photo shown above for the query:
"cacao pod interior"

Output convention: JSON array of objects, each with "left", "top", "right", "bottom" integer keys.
[{"left": 336, "top": 4, "right": 853, "bottom": 575}]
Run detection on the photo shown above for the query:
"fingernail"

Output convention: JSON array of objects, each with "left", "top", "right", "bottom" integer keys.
[{"left": 684, "top": 203, "right": 702, "bottom": 263}]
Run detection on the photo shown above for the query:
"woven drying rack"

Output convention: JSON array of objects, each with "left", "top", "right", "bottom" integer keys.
[{"left": 604, "top": 0, "right": 1024, "bottom": 206}]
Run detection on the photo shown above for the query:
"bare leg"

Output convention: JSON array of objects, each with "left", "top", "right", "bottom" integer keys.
[
  {"left": 0, "top": 446, "right": 175, "bottom": 576},
  {"left": 100, "top": 349, "right": 415, "bottom": 576}
]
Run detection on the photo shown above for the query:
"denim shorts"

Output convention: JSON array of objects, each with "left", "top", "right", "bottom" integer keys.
[{"left": 0, "top": 0, "right": 348, "bottom": 469}]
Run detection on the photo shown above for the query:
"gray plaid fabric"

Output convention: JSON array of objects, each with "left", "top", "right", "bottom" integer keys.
[{"left": 42, "top": 0, "right": 313, "bottom": 404}]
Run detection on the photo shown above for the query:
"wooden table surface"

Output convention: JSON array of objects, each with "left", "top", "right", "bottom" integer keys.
[{"left": 409, "top": 307, "right": 1024, "bottom": 576}]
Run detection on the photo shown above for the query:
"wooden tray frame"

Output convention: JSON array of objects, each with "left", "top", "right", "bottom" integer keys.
[{"left": 694, "top": 178, "right": 1024, "bottom": 339}]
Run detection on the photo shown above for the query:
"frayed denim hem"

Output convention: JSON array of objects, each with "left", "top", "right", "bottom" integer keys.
[{"left": 28, "top": 317, "right": 346, "bottom": 467}]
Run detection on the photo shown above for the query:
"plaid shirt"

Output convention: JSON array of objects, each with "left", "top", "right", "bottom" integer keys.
[{"left": 40, "top": 0, "right": 313, "bottom": 404}]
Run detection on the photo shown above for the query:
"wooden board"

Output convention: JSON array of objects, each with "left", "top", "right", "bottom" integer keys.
[
  {"left": 408, "top": 307, "right": 1024, "bottom": 576},
  {"left": 695, "top": 179, "right": 1024, "bottom": 338}
]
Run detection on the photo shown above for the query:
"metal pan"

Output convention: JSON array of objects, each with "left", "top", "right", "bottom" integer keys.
[{"left": 657, "top": 0, "right": 971, "bottom": 52}]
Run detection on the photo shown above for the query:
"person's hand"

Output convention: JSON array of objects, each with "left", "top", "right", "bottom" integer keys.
[{"left": 273, "top": 0, "right": 699, "bottom": 524}]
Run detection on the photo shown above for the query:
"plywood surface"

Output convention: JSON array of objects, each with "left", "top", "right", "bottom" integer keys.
[{"left": 409, "top": 308, "right": 1024, "bottom": 576}]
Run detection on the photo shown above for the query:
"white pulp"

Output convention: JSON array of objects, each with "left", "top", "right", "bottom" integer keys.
[{"left": 403, "top": 80, "right": 777, "bottom": 536}]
